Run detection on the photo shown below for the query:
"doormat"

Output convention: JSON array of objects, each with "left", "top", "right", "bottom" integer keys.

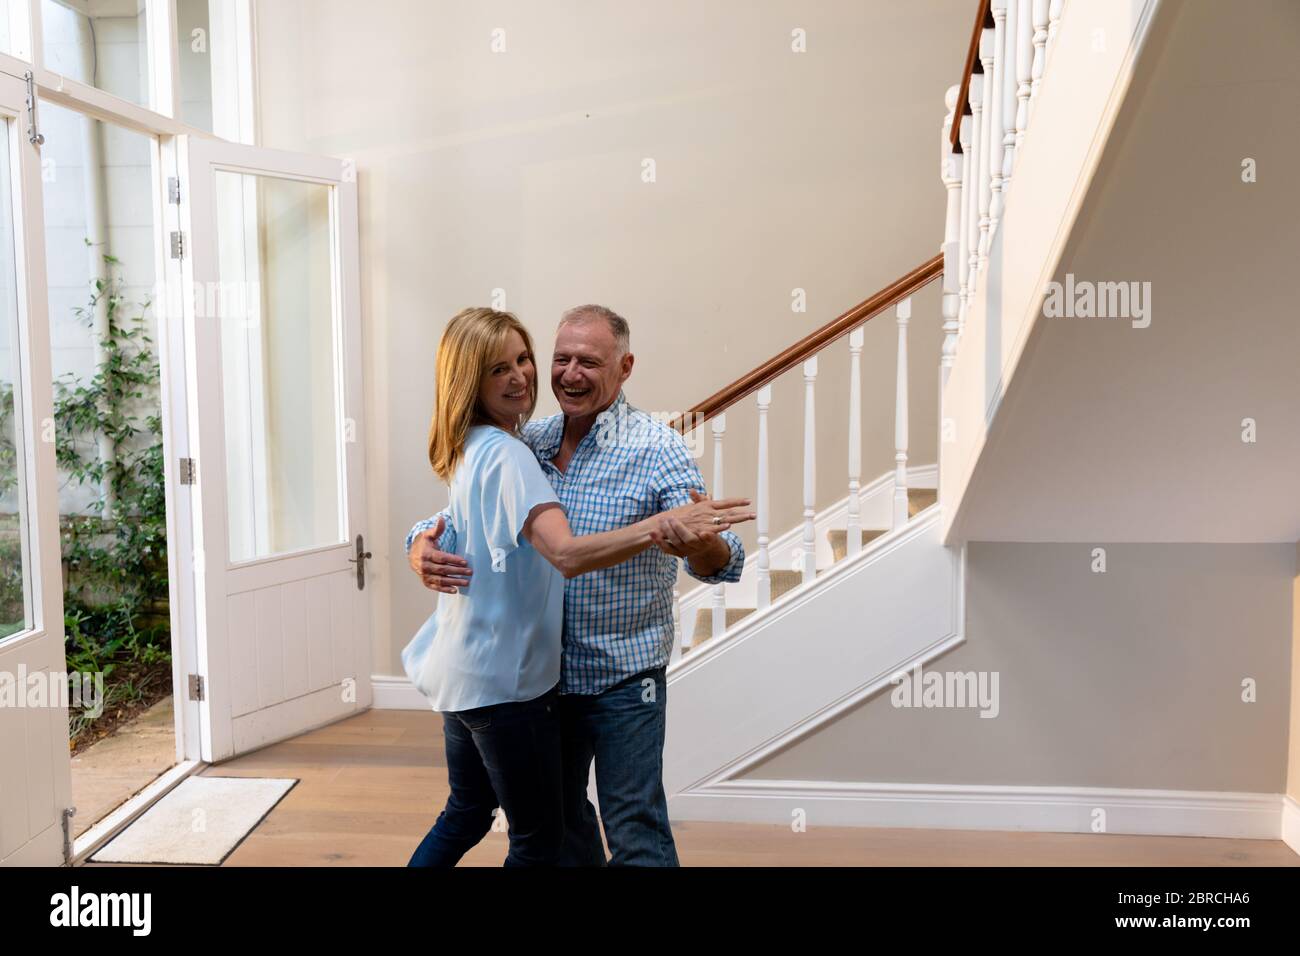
[{"left": 89, "top": 776, "right": 297, "bottom": 865}]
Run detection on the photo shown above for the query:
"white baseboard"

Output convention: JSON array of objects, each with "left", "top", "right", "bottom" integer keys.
[
  {"left": 371, "top": 675, "right": 431, "bottom": 711},
  {"left": 669, "top": 779, "right": 1286, "bottom": 841},
  {"left": 1283, "top": 794, "right": 1300, "bottom": 856},
  {"left": 368, "top": 678, "right": 1296, "bottom": 846}
]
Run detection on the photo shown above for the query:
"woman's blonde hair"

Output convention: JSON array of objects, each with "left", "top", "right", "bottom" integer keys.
[{"left": 427, "top": 307, "right": 538, "bottom": 482}]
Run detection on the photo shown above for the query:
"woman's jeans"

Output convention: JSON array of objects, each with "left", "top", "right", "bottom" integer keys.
[{"left": 408, "top": 685, "right": 563, "bottom": 867}]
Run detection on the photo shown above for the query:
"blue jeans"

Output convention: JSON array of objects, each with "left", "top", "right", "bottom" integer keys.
[
  {"left": 408, "top": 684, "right": 563, "bottom": 867},
  {"left": 558, "top": 667, "right": 679, "bottom": 867}
]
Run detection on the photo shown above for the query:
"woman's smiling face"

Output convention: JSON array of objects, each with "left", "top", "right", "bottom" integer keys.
[{"left": 478, "top": 328, "right": 534, "bottom": 429}]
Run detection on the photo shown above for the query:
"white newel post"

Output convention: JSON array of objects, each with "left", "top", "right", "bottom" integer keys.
[
  {"left": 892, "top": 298, "right": 911, "bottom": 529},
  {"left": 987, "top": 0, "right": 1007, "bottom": 239},
  {"left": 1031, "top": 0, "right": 1049, "bottom": 114},
  {"left": 801, "top": 357, "right": 817, "bottom": 585},
  {"left": 999, "top": 0, "right": 1019, "bottom": 200},
  {"left": 755, "top": 385, "right": 772, "bottom": 608},
  {"left": 710, "top": 413, "right": 727, "bottom": 638},
  {"left": 941, "top": 90, "right": 963, "bottom": 381},
  {"left": 966, "top": 72, "right": 984, "bottom": 298},
  {"left": 846, "top": 328, "right": 864, "bottom": 556},
  {"left": 976, "top": 25, "right": 994, "bottom": 270}
]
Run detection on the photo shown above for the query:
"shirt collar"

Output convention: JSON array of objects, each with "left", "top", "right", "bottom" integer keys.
[
  {"left": 593, "top": 389, "right": 629, "bottom": 430},
  {"left": 533, "top": 389, "right": 629, "bottom": 462}
]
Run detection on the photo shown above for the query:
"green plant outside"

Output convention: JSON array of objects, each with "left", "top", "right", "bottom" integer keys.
[{"left": 0, "top": 249, "right": 171, "bottom": 744}]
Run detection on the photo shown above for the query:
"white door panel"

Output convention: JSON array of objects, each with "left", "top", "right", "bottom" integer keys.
[
  {"left": 0, "top": 70, "right": 72, "bottom": 867},
  {"left": 178, "top": 135, "right": 370, "bottom": 762}
]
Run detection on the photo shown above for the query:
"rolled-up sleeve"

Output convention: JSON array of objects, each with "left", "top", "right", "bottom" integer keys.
[
  {"left": 650, "top": 430, "right": 745, "bottom": 585},
  {"left": 405, "top": 510, "right": 454, "bottom": 556}
]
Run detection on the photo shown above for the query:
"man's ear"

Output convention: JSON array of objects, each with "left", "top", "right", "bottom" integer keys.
[{"left": 620, "top": 351, "right": 634, "bottom": 382}]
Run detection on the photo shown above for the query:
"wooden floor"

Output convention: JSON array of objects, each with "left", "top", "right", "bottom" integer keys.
[{"left": 111, "top": 708, "right": 1300, "bottom": 867}]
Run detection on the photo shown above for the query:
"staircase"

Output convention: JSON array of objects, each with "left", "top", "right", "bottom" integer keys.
[
  {"left": 662, "top": 0, "right": 1095, "bottom": 807},
  {"left": 687, "top": 487, "right": 937, "bottom": 651}
]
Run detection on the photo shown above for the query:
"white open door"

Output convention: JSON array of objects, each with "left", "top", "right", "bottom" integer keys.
[
  {"left": 176, "top": 135, "right": 371, "bottom": 762},
  {"left": 0, "top": 69, "right": 71, "bottom": 866}
]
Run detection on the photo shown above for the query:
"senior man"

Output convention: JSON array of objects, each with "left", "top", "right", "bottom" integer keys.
[{"left": 405, "top": 304, "right": 744, "bottom": 866}]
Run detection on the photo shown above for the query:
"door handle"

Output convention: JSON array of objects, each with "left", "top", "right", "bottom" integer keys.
[{"left": 347, "top": 534, "right": 373, "bottom": 590}]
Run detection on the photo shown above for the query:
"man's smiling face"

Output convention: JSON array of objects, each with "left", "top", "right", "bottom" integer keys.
[{"left": 551, "top": 316, "right": 633, "bottom": 419}]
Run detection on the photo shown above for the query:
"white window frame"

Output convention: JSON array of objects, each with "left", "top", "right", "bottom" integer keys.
[{"left": 3, "top": 0, "right": 259, "bottom": 143}]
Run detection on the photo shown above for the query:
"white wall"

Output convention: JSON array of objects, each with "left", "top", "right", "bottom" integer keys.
[
  {"left": 744, "top": 542, "right": 1295, "bottom": 793},
  {"left": 253, "top": 0, "right": 971, "bottom": 674}
]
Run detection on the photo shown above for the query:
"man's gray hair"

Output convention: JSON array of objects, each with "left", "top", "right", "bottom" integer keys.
[{"left": 559, "top": 304, "right": 630, "bottom": 355}]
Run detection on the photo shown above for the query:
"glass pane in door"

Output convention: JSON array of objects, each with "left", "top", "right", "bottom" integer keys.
[
  {"left": 0, "top": 117, "right": 33, "bottom": 640},
  {"left": 212, "top": 171, "right": 343, "bottom": 563}
]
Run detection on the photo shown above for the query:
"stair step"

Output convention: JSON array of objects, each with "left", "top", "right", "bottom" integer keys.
[
  {"left": 827, "top": 528, "right": 887, "bottom": 563},
  {"left": 768, "top": 569, "right": 804, "bottom": 601},
  {"left": 907, "top": 487, "right": 938, "bottom": 515},
  {"left": 688, "top": 606, "right": 754, "bottom": 649},
  {"left": 826, "top": 489, "right": 937, "bottom": 561}
]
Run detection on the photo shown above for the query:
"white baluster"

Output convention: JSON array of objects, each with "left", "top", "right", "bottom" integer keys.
[
  {"left": 941, "top": 88, "right": 963, "bottom": 380},
  {"left": 977, "top": 26, "right": 994, "bottom": 272},
  {"left": 755, "top": 385, "right": 772, "bottom": 608},
  {"left": 710, "top": 413, "right": 727, "bottom": 638},
  {"left": 987, "top": 1, "right": 1007, "bottom": 240},
  {"left": 966, "top": 72, "right": 984, "bottom": 296},
  {"left": 801, "top": 357, "right": 817, "bottom": 586},
  {"left": 673, "top": 584, "right": 684, "bottom": 652},
  {"left": 1015, "top": 0, "right": 1033, "bottom": 152},
  {"left": 675, "top": 422, "right": 693, "bottom": 652},
  {"left": 892, "top": 298, "right": 910, "bottom": 529},
  {"left": 1047, "top": 0, "right": 1064, "bottom": 54},
  {"left": 1031, "top": 0, "right": 1049, "bottom": 114},
  {"left": 846, "top": 328, "right": 864, "bottom": 557},
  {"left": 958, "top": 107, "right": 973, "bottom": 332},
  {"left": 999, "top": 0, "right": 1019, "bottom": 199}
]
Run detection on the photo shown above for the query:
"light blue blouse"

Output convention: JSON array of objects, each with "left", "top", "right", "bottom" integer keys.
[{"left": 400, "top": 425, "right": 564, "bottom": 713}]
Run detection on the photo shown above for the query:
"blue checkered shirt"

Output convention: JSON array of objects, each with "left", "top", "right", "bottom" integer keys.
[{"left": 405, "top": 391, "right": 744, "bottom": 695}]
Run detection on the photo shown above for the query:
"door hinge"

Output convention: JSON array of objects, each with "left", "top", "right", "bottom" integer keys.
[
  {"left": 168, "top": 176, "right": 181, "bottom": 204},
  {"left": 169, "top": 230, "right": 185, "bottom": 259},
  {"left": 188, "top": 674, "right": 205, "bottom": 701},
  {"left": 179, "top": 457, "right": 197, "bottom": 484},
  {"left": 61, "top": 807, "right": 76, "bottom": 865}
]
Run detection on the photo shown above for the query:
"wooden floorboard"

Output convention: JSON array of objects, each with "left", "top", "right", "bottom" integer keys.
[{"left": 85, "top": 707, "right": 1300, "bottom": 867}]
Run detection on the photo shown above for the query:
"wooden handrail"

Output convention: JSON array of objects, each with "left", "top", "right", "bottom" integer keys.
[
  {"left": 950, "top": 0, "right": 993, "bottom": 154},
  {"left": 670, "top": 253, "right": 943, "bottom": 433}
]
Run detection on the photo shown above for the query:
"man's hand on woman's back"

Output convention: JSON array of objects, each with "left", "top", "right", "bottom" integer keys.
[{"left": 409, "top": 515, "right": 473, "bottom": 594}]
